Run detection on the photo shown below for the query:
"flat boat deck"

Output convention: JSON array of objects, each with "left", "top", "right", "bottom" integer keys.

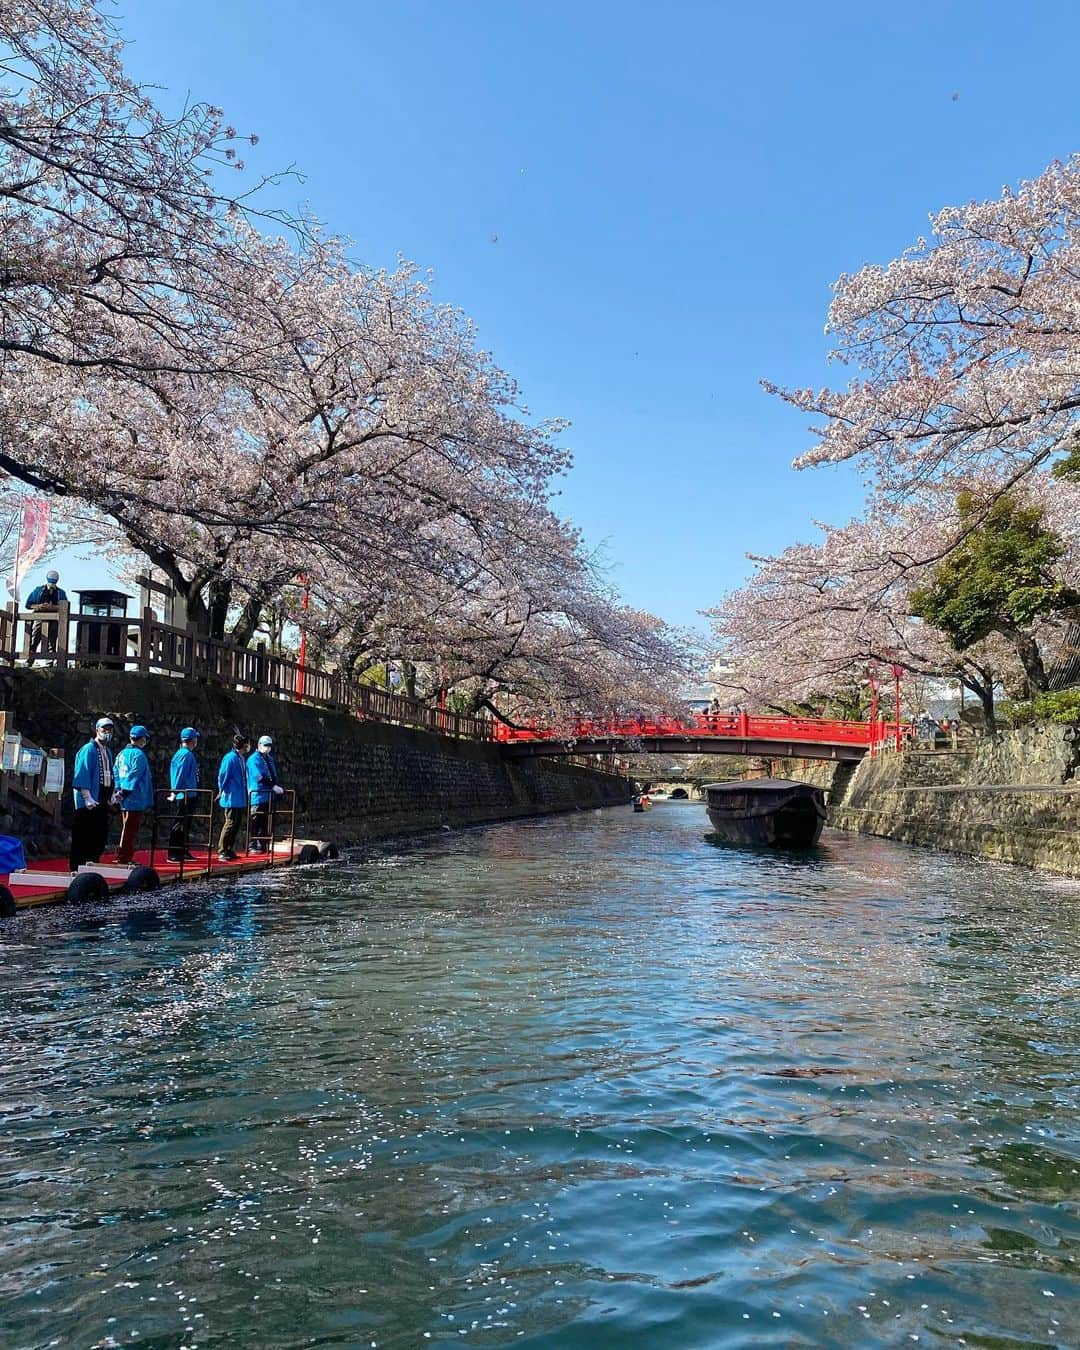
[{"left": 2, "top": 842, "right": 316, "bottom": 911}]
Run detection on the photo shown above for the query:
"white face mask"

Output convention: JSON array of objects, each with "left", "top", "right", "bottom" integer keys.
[{"left": 98, "top": 730, "right": 113, "bottom": 742}]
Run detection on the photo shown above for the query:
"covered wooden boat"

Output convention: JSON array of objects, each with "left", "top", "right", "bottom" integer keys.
[{"left": 704, "top": 778, "right": 825, "bottom": 847}]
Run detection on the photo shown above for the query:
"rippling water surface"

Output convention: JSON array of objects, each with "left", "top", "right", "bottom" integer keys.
[{"left": 1, "top": 804, "right": 1079, "bottom": 1348}]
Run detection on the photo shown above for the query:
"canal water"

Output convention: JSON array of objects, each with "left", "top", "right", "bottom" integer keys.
[{"left": 1, "top": 805, "right": 1078, "bottom": 1349}]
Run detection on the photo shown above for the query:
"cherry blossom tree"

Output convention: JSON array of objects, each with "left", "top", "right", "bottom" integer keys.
[
  {"left": 715, "top": 465, "right": 1080, "bottom": 726},
  {"left": 767, "top": 156, "right": 1080, "bottom": 499},
  {"left": 724, "top": 157, "right": 1080, "bottom": 713},
  {"left": 302, "top": 495, "right": 693, "bottom": 721},
  {"left": 5, "top": 229, "right": 689, "bottom": 713},
  {"left": 709, "top": 497, "right": 1013, "bottom": 725},
  {"left": 0, "top": 0, "right": 296, "bottom": 406},
  {"left": 0, "top": 229, "right": 557, "bottom": 616},
  {"left": 0, "top": 1, "right": 689, "bottom": 721}
]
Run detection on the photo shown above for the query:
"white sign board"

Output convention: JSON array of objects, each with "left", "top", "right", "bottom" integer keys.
[
  {"left": 18, "top": 747, "right": 44, "bottom": 775},
  {"left": 1, "top": 733, "right": 21, "bottom": 772},
  {"left": 44, "top": 756, "right": 65, "bottom": 794}
]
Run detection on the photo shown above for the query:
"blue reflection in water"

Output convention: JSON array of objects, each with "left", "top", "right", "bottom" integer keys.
[{"left": 1, "top": 805, "right": 1078, "bottom": 1348}]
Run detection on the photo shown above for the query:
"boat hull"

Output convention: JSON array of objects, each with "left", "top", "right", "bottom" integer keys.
[
  {"left": 704, "top": 779, "right": 825, "bottom": 849},
  {"left": 705, "top": 805, "right": 824, "bottom": 847}
]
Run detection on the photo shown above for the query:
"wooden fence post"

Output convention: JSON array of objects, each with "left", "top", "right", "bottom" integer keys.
[
  {"left": 138, "top": 607, "right": 154, "bottom": 673},
  {"left": 4, "top": 601, "right": 17, "bottom": 666},
  {"left": 55, "top": 600, "right": 69, "bottom": 670}
]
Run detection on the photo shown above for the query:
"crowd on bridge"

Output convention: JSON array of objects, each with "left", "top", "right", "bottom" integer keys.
[{"left": 70, "top": 718, "right": 291, "bottom": 872}]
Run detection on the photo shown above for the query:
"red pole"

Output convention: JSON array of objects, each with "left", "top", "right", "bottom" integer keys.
[
  {"left": 891, "top": 663, "right": 903, "bottom": 752},
  {"left": 868, "top": 672, "right": 879, "bottom": 756}
]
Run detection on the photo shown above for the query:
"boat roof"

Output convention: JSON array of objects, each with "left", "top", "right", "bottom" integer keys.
[{"left": 704, "top": 778, "right": 822, "bottom": 792}]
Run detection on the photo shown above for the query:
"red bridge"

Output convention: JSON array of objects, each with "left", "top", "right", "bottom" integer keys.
[{"left": 494, "top": 712, "right": 899, "bottom": 761}]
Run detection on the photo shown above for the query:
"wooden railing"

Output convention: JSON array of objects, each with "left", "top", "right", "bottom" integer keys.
[{"left": 4, "top": 602, "right": 492, "bottom": 741}]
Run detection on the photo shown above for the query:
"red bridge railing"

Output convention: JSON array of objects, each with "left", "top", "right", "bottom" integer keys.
[{"left": 495, "top": 711, "right": 905, "bottom": 750}]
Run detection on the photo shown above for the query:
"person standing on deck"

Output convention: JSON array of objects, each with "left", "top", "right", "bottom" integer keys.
[
  {"left": 216, "top": 732, "right": 250, "bottom": 861},
  {"left": 112, "top": 725, "right": 153, "bottom": 865},
  {"left": 246, "top": 734, "right": 284, "bottom": 854},
  {"left": 25, "top": 569, "right": 67, "bottom": 665},
  {"left": 167, "top": 727, "right": 200, "bottom": 862},
  {"left": 70, "top": 716, "right": 114, "bottom": 870}
]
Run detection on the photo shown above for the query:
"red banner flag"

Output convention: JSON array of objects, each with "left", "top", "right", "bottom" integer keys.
[{"left": 7, "top": 497, "right": 51, "bottom": 603}]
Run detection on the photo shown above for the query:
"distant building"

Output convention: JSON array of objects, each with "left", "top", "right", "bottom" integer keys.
[{"left": 683, "top": 685, "right": 712, "bottom": 714}]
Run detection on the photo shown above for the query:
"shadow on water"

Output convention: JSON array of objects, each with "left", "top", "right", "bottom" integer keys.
[{"left": 701, "top": 831, "right": 829, "bottom": 867}]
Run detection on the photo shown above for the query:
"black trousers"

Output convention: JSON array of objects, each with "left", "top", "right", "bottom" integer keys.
[
  {"left": 168, "top": 798, "right": 197, "bottom": 856},
  {"left": 70, "top": 803, "right": 110, "bottom": 870},
  {"left": 249, "top": 803, "right": 272, "bottom": 852}
]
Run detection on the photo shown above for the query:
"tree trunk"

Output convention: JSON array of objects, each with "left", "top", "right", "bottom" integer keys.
[
  {"left": 961, "top": 672, "right": 995, "bottom": 732},
  {"left": 402, "top": 661, "right": 418, "bottom": 699},
  {"left": 207, "top": 576, "right": 231, "bottom": 641},
  {"left": 478, "top": 696, "right": 527, "bottom": 728},
  {"left": 161, "top": 564, "right": 210, "bottom": 635},
  {"left": 229, "top": 594, "right": 264, "bottom": 648},
  {"left": 1009, "top": 629, "right": 1049, "bottom": 693}
]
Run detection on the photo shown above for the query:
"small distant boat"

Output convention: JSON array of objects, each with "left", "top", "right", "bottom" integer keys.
[
  {"left": 632, "top": 793, "right": 653, "bottom": 812},
  {"left": 704, "top": 778, "right": 825, "bottom": 847}
]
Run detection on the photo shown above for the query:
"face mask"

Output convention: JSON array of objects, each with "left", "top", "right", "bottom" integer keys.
[{"left": 99, "top": 730, "right": 113, "bottom": 742}]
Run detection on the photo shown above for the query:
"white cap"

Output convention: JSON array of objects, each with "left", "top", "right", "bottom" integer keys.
[
  {"left": 46, "top": 569, "right": 59, "bottom": 582},
  {"left": 258, "top": 735, "right": 273, "bottom": 749}
]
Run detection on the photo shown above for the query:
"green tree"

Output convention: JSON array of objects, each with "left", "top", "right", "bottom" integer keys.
[{"left": 909, "top": 493, "right": 1078, "bottom": 698}]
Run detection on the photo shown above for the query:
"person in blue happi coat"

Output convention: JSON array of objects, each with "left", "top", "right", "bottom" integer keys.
[
  {"left": 113, "top": 724, "right": 153, "bottom": 864},
  {"left": 216, "top": 731, "right": 251, "bottom": 861},
  {"left": 70, "top": 715, "right": 115, "bottom": 870},
  {"left": 246, "top": 734, "right": 285, "bottom": 854},
  {"left": 25, "top": 568, "right": 67, "bottom": 665},
  {"left": 167, "top": 726, "right": 200, "bottom": 861}
]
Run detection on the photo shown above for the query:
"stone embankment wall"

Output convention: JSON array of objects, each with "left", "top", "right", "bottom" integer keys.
[
  {"left": 781, "top": 725, "right": 1080, "bottom": 876},
  {"left": 1, "top": 669, "right": 632, "bottom": 847},
  {"left": 769, "top": 758, "right": 856, "bottom": 799}
]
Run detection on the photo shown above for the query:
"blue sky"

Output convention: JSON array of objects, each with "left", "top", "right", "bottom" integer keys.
[{"left": 54, "top": 0, "right": 1080, "bottom": 631}]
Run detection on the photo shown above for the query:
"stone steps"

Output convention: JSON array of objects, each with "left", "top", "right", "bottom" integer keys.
[{"left": 892, "top": 750, "right": 973, "bottom": 787}]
